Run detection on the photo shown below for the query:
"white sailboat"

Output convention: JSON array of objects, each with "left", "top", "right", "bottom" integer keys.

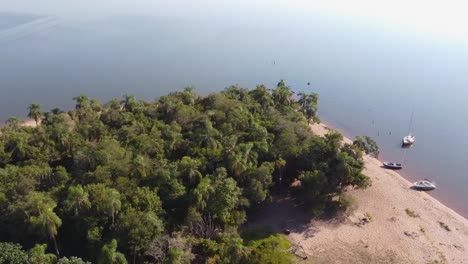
[
  {"left": 403, "top": 134, "right": 415, "bottom": 145},
  {"left": 402, "top": 110, "right": 415, "bottom": 146}
]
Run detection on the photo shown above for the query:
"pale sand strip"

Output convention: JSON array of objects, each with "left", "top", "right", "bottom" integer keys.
[
  {"left": 288, "top": 123, "right": 468, "bottom": 263},
  {"left": 22, "top": 119, "right": 40, "bottom": 127}
]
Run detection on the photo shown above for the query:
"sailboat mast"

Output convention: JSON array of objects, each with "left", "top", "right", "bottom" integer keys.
[{"left": 407, "top": 109, "right": 414, "bottom": 135}]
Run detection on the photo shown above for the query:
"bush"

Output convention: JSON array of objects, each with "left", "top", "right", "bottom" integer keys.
[
  {"left": 0, "top": 242, "right": 28, "bottom": 264},
  {"left": 405, "top": 208, "right": 419, "bottom": 218},
  {"left": 57, "top": 257, "right": 91, "bottom": 264},
  {"left": 338, "top": 194, "right": 356, "bottom": 213},
  {"left": 438, "top": 222, "right": 451, "bottom": 231},
  {"left": 247, "top": 234, "right": 293, "bottom": 264},
  {"left": 364, "top": 212, "right": 373, "bottom": 222}
]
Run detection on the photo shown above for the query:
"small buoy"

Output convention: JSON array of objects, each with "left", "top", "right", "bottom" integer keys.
[{"left": 307, "top": 82, "right": 310, "bottom": 85}]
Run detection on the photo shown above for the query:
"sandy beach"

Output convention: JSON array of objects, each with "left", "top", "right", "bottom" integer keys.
[
  {"left": 21, "top": 119, "right": 40, "bottom": 127},
  {"left": 245, "top": 122, "right": 468, "bottom": 263},
  {"left": 285, "top": 123, "right": 468, "bottom": 263}
]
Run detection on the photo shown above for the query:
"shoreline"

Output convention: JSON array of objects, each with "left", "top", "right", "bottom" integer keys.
[
  {"left": 297, "top": 122, "right": 468, "bottom": 263},
  {"left": 313, "top": 121, "right": 468, "bottom": 223}
]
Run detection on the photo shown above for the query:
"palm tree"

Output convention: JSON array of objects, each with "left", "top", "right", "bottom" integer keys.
[
  {"left": 182, "top": 86, "right": 197, "bottom": 105},
  {"left": 227, "top": 143, "right": 257, "bottom": 177},
  {"left": 29, "top": 208, "right": 62, "bottom": 256},
  {"left": 50, "top": 108, "right": 64, "bottom": 115},
  {"left": 298, "top": 92, "right": 319, "bottom": 124},
  {"left": 272, "top": 80, "right": 293, "bottom": 106},
  {"left": 121, "top": 94, "right": 136, "bottom": 111},
  {"left": 249, "top": 84, "right": 274, "bottom": 110},
  {"left": 239, "top": 143, "right": 257, "bottom": 168},
  {"left": 6, "top": 117, "right": 22, "bottom": 130},
  {"left": 180, "top": 156, "right": 203, "bottom": 185},
  {"left": 165, "top": 128, "right": 182, "bottom": 152},
  {"left": 28, "top": 103, "right": 43, "bottom": 126},
  {"left": 73, "top": 95, "right": 91, "bottom": 121},
  {"left": 73, "top": 95, "right": 90, "bottom": 110},
  {"left": 98, "top": 239, "right": 127, "bottom": 264},
  {"left": 4, "top": 132, "right": 29, "bottom": 161},
  {"left": 104, "top": 189, "right": 121, "bottom": 225},
  {"left": 195, "top": 119, "right": 220, "bottom": 150},
  {"left": 275, "top": 158, "right": 287, "bottom": 184},
  {"left": 28, "top": 244, "right": 57, "bottom": 264},
  {"left": 24, "top": 192, "right": 62, "bottom": 256},
  {"left": 64, "top": 185, "right": 91, "bottom": 216},
  {"left": 131, "top": 155, "right": 153, "bottom": 179}
]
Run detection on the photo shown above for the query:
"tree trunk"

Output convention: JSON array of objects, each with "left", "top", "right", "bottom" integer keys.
[{"left": 52, "top": 235, "right": 60, "bottom": 256}]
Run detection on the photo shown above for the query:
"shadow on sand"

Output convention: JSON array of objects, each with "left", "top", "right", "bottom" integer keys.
[
  {"left": 409, "top": 186, "right": 434, "bottom": 192},
  {"left": 241, "top": 192, "right": 347, "bottom": 241}
]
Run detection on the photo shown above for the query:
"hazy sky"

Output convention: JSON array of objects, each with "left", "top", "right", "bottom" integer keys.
[{"left": 3, "top": 0, "right": 468, "bottom": 42}]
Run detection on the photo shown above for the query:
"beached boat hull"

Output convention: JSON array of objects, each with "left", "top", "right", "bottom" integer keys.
[
  {"left": 413, "top": 180, "right": 436, "bottom": 191},
  {"left": 383, "top": 162, "right": 403, "bottom": 170}
]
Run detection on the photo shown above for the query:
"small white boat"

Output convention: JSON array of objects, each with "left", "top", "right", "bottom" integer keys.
[
  {"left": 403, "top": 134, "right": 415, "bottom": 145},
  {"left": 413, "top": 179, "right": 436, "bottom": 190},
  {"left": 383, "top": 162, "right": 403, "bottom": 170},
  {"left": 402, "top": 110, "right": 416, "bottom": 146}
]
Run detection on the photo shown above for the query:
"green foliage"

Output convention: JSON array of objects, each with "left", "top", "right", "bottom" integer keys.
[
  {"left": 20, "top": 192, "right": 62, "bottom": 255},
  {"left": 0, "top": 82, "right": 375, "bottom": 262},
  {"left": 0, "top": 242, "right": 29, "bottom": 264},
  {"left": 86, "top": 184, "right": 121, "bottom": 225},
  {"left": 63, "top": 185, "right": 91, "bottom": 216},
  {"left": 353, "top": 136, "right": 379, "bottom": 158},
  {"left": 297, "top": 134, "right": 370, "bottom": 206},
  {"left": 247, "top": 234, "right": 294, "bottom": 264},
  {"left": 338, "top": 193, "right": 356, "bottom": 212},
  {"left": 298, "top": 92, "right": 319, "bottom": 124},
  {"left": 405, "top": 208, "right": 419, "bottom": 218},
  {"left": 28, "top": 103, "right": 43, "bottom": 126},
  {"left": 57, "top": 256, "right": 91, "bottom": 264},
  {"left": 98, "top": 239, "right": 127, "bottom": 264},
  {"left": 364, "top": 212, "right": 373, "bottom": 222},
  {"left": 207, "top": 170, "right": 245, "bottom": 226},
  {"left": 28, "top": 244, "right": 57, "bottom": 264},
  {"left": 115, "top": 208, "right": 164, "bottom": 258}
]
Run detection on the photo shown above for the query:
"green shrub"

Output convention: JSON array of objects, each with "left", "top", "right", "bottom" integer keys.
[
  {"left": 247, "top": 234, "right": 293, "bottom": 264},
  {"left": 405, "top": 208, "right": 419, "bottom": 218},
  {"left": 0, "top": 242, "right": 29, "bottom": 264},
  {"left": 364, "top": 212, "right": 373, "bottom": 222}
]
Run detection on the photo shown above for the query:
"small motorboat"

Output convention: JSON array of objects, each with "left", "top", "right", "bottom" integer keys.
[
  {"left": 402, "top": 134, "right": 415, "bottom": 146},
  {"left": 383, "top": 162, "right": 403, "bottom": 170},
  {"left": 413, "top": 179, "right": 436, "bottom": 190}
]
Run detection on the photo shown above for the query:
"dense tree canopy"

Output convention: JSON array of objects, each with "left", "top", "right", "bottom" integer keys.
[{"left": 0, "top": 82, "right": 372, "bottom": 263}]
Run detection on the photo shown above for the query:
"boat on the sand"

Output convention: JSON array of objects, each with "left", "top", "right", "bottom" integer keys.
[
  {"left": 383, "top": 162, "right": 403, "bottom": 170},
  {"left": 413, "top": 179, "right": 436, "bottom": 190}
]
